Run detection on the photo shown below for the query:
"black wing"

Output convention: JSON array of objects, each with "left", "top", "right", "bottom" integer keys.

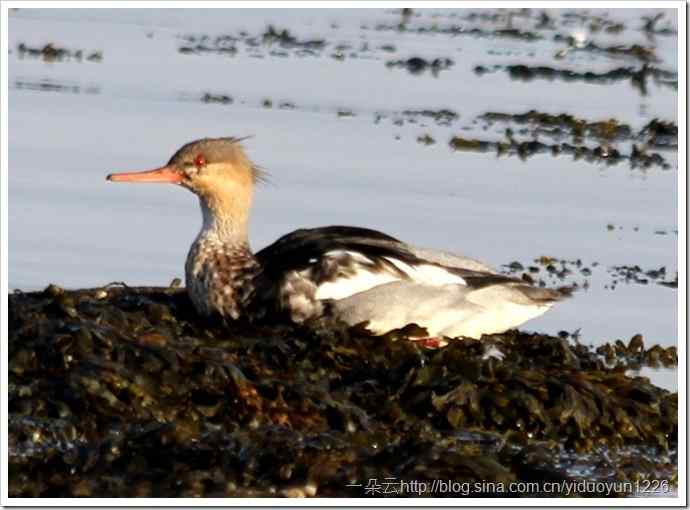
[
  {"left": 255, "top": 225, "right": 521, "bottom": 289},
  {"left": 255, "top": 225, "right": 418, "bottom": 277}
]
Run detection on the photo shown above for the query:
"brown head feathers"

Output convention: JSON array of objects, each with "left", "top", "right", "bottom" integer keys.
[{"left": 168, "top": 136, "right": 268, "bottom": 184}]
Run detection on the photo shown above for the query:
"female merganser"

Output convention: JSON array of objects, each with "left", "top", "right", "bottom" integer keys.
[{"left": 107, "top": 137, "right": 570, "bottom": 340}]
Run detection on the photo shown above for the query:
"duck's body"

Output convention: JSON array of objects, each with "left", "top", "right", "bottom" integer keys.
[{"left": 108, "top": 137, "right": 570, "bottom": 340}]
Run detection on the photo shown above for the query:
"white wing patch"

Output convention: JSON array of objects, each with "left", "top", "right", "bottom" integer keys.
[
  {"left": 383, "top": 257, "right": 467, "bottom": 286},
  {"left": 315, "top": 270, "right": 400, "bottom": 300},
  {"left": 311, "top": 250, "right": 467, "bottom": 301}
]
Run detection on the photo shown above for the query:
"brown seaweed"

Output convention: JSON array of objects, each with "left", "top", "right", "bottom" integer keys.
[
  {"left": 447, "top": 124, "right": 672, "bottom": 170},
  {"left": 386, "top": 57, "right": 454, "bottom": 76},
  {"left": 179, "top": 26, "right": 325, "bottom": 58},
  {"left": 475, "top": 64, "right": 678, "bottom": 96},
  {"left": 16, "top": 42, "right": 102, "bottom": 63},
  {"left": 8, "top": 286, "right": 677, "bottom": 497},
  {"left": 500, "top": 256, "right": 678, "bottom": 291}
]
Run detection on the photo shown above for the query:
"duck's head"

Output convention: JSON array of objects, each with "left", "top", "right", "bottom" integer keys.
[
  {"left": 107, "top": 136, "right": 264, "bottom": 194},
  {"left": 107, "top": 137, "right": 265, "bottom": 240}
]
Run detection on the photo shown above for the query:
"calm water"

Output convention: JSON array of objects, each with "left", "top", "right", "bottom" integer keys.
[{"left": 8, "top": 8, "right": 679, "bottom": 389}]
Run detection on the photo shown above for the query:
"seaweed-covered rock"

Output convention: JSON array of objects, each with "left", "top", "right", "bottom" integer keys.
[
  {"left": 386, "top": 57, "right": 454, "bottom": 76},
  {"left": 8, "top": 286, "right": 677, "bottom": 497},
  {"left": 475, "top": 64, "right": 678, "bottom": 96}
]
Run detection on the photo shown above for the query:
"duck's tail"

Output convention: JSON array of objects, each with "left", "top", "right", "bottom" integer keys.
[{"left": 518, "top": 284, "right": 576, "bottom": 304}]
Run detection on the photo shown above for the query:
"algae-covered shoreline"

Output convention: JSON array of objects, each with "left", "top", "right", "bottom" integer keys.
[
  {"left": 8, "top": 284, "right": 677, "bottom": 497},
  {"left": 8, "top": 6, "right": 679, "bottom": 499}
]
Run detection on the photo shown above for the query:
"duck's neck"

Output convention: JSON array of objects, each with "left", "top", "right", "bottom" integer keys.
[
  {"left": 197, "top": 194, "right": 251, "bottom": 249},
  {"left": 186, "top": 193, "right": 260, "bottom": 320}
]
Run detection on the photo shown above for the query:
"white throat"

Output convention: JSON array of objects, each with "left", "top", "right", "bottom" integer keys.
[{"left": 197, "top": 197, "right": 250, "bottom": 247}]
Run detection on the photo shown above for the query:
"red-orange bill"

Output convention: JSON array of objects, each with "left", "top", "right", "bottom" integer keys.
[{"left": 106, "top": 165, "right": 183, "bottom": 184}]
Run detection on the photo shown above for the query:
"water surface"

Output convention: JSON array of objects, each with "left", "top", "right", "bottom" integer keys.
[{"left": 8, "top": 7, "right": 679, "bottom": 389}]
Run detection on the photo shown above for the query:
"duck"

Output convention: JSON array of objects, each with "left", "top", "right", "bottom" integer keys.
[{"left": 107, "top": 136, "right": 570, "bottom": 342}]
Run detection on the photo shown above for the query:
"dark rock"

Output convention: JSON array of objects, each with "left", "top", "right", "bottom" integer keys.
[{"left": 7, "top": 287, "right": 677, "bottom": 497}]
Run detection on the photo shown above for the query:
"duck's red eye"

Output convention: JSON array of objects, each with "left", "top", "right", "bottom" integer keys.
[{"left": 194, "top": 154, "right": 206, "bottom": 167}]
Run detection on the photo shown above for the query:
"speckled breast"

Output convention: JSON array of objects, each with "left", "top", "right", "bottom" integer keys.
[{"left": 185, "top": 238, "right": 260, "bottom": 320}]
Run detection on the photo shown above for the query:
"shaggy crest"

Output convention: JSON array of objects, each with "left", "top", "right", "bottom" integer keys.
[{"left": 167, "top": 136, "right": 268, "bottom": 183}]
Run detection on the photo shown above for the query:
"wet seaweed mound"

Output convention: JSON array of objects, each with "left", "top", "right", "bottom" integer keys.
[{"left": 8, "top": 286, "right": 677, "bottom": 497}]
